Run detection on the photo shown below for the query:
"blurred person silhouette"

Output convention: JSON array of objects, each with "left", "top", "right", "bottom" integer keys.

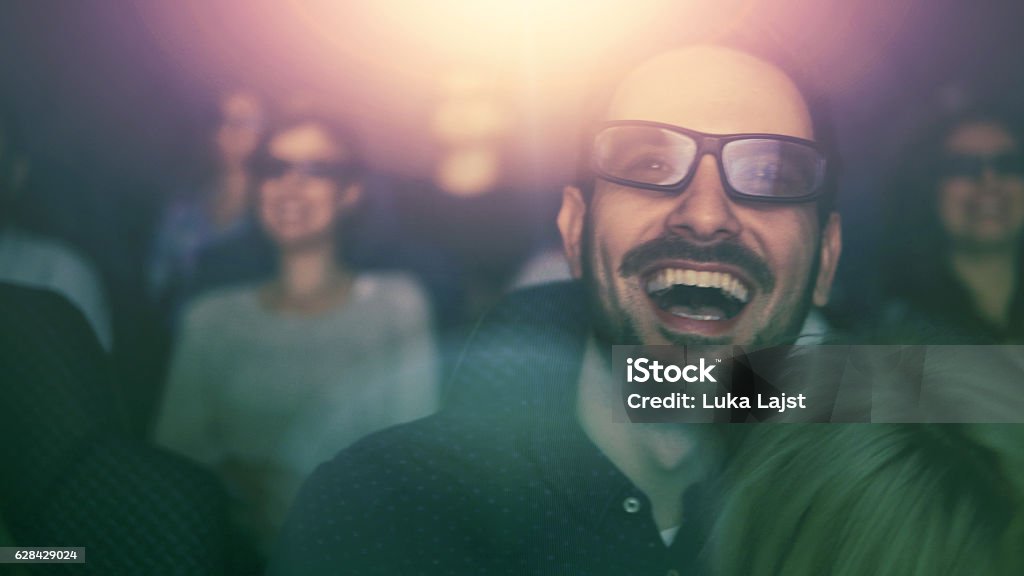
[
  {"left": 0, "top": 104, "right": 113, "bottom": 351},
  {"left": 709, "top": 425, "right": 1022, "bottom": 576},
  {"left": 155, "top": 110, "right": 439, "bottom": 561},
  {"left": 148, "top": 87, "right": 274, "bottom": 322},
  {"left": 405, "top": 71, "right": 566, "bottom": 315},
  {"left": 0, "top": 283, "right": 234, "bottom": 574},
  {"left": 879, "top": 107, "right": 1024, "bottom": 343},
  {"left": 391, "top": 68, "right": 567, "bottom": 379}
]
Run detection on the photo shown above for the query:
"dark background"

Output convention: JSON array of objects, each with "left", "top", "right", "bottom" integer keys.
[{"left": 2, "top": 0, "right": 1023, "bottom": 427}]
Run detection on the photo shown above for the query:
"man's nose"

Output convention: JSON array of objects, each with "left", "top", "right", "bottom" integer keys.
[{"left": 663, "top": 154, "right": 741, "bottom": 242}]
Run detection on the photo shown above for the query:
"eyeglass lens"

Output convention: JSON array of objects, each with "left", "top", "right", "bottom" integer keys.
[
  {"left": 593, "top": 125, "right": 823, "bottom": 198},
  {"left": 721, "top": 139, "right": 823, "bottom": 198}
]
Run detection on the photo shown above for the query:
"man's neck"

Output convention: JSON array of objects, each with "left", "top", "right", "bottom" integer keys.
[{"left": 575, "top": 337, "right": 716, "bottom": 530}]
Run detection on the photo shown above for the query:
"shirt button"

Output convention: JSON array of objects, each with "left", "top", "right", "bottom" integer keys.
[
  {"left": 622, "top": 496, "right": 642, "bottom": 514},
  {"left": 666, "top": 570, "right": 680, "bottom": 576}
]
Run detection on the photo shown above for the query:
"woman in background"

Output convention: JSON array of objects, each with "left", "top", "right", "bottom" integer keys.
[
  {"left": 155, "top": 110, "right": 439, "bottom": 561},
  {"left": 879, "top": 110, "right": 1024, "bottom": 343}
]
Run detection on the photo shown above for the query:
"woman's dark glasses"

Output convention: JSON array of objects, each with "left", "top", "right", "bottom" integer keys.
[
  {"left": 252, "top": 156, "right": 358, "bottom": 182},
  {"left": 941, "top": 153, "right": 1024, "bottom": 180}
]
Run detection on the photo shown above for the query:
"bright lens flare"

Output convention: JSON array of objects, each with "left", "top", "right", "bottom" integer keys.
[{"left": 291, "top": 0, "right": 682, "bottom": 75}]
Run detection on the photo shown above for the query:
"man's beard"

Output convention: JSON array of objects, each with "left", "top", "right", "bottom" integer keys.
[{"left": 580, "top": 214, "right": 821, "bottom": 348}]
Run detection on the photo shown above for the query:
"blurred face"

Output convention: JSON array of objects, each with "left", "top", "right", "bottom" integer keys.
[
  {"left": 258, "top": 122, "right": 358, "bottom": 250},
  {"left": 215, "top": 90, "right": 265, "bottom": 166},
  {"left": 938, "top": 121, "right": 1024, "bottom": 251},
  {"left": 559, "top": 47, "right": 841, "bottom": 347}
]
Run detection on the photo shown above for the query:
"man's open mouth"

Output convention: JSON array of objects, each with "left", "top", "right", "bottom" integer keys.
[{"left": 643, "top": 266, "right": 750, "bottom": 322}]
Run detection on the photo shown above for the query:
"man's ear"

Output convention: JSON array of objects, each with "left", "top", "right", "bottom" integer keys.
[
  {"left": 813, "top": 212, "right": 842, "bottom": 307},
  {"left": 558, "top": 185, "right": 586, "bottom": 278},
  {"left": 336, "top": 182, "right": 363, "bottom": 216}
]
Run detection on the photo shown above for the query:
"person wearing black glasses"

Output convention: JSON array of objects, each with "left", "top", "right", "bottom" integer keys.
[
  {"left": 270, "top": 43, "right": 844, "bottom": 575},
  {"left": 156, "top": 111, "right": 439, "bottom": 565},
  {"left": 879, "top": 109, "right": 1024, "bottom": 343},
  {"left": 565, "top": 81, "right": 840, "bottom": 349}
]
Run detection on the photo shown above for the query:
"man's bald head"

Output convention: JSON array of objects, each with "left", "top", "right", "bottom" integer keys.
[
  {"left": 607, "top": 46, "right": 814, "bottom": 139},
  {"left": 560, "top": 43, "right": 842, "bottom": 348},
  {"left": 578, "top": 44, "right": 837, "bottom": 216}
]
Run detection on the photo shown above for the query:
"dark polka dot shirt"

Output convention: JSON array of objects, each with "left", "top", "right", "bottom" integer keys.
[
  {"left": 269, "top": 283, "right": 711, "bottom": 575},
  {"left": 269, "top": 413, "right": 710, "bottom": 575}
]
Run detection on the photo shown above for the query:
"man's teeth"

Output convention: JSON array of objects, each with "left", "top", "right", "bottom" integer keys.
[
  {"left": 670, "top": 311, "right": 721, "bottom": 321},
  {"left": 645, "top": 268, "right": 749, "bottom": 303}
]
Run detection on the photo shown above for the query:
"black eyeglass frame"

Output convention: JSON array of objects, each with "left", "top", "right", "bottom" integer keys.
[
  {"left": 250, "top": 153, "right": 363, "bottom": 184},
  {"left": 589, "top": 120, "right": 830, "bottom": 204}
]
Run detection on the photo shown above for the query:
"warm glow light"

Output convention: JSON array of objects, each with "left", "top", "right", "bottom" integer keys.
[
  {"left": 135, "top": 0, "right": 915, "bottom": 182},
  {"left": 273, "top": 0, "right": 758, "bottom": 179},
  {"left": 296, "top": 0, "right": 680, "bottom": 71}
]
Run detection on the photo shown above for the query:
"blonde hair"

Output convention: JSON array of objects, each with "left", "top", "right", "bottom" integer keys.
[{"left": 709, "top": 425, "right": 1020, "bottom": 576}]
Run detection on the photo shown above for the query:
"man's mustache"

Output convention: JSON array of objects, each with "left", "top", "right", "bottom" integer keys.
[{"left": 618, "top": 236, "right": 776, "bottom": 293}]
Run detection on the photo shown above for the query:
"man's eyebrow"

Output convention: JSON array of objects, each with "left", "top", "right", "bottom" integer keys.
[{"left": 600, "top": 126, "right": 675, "bottom": 146}]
